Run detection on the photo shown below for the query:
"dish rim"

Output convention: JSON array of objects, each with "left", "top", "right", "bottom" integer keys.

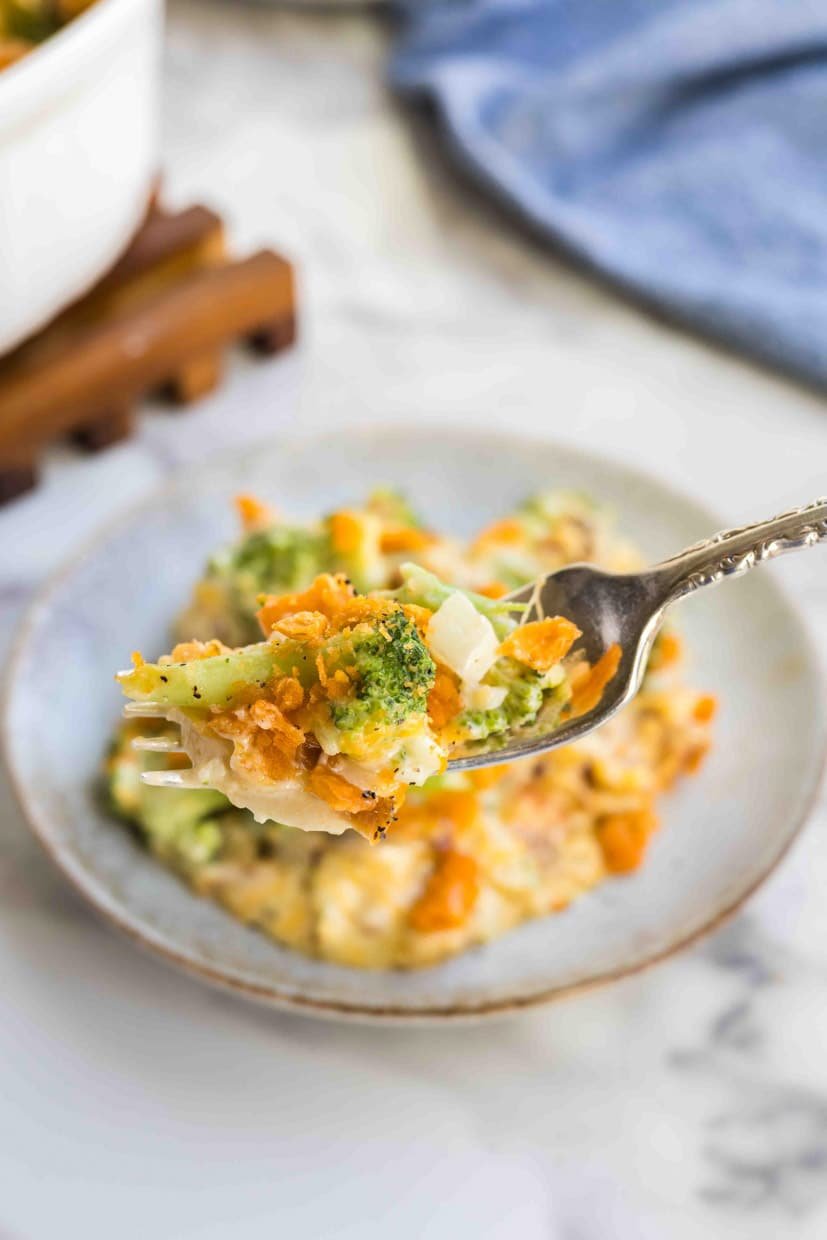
[{"left": 3, "top": 425, "right": 825, "bottom": 1023}]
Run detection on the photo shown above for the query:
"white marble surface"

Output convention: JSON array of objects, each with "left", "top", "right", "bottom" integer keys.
[{"left": 1, "top": 3, "right": 826, "bottom": 1236}]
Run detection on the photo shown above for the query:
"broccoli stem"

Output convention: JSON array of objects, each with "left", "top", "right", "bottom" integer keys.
[
  {"left": 391, "top": 563, "right": 523, "bottom": 639},
  {"left": 117, "top": 641, "right": 315, "bottom": 709}
]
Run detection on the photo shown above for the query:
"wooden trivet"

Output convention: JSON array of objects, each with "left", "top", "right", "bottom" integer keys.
[{"left": 0, "top": 200, "right": 297, "bottom": 505}]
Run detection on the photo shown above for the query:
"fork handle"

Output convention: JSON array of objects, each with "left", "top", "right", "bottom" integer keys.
[{"left": 653, "top": 498, "right": 827, "bottom": 604}]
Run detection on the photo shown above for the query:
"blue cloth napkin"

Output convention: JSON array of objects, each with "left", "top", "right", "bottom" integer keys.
[{"left": 391, "top": 0, "right": 827, "bottom": 388}]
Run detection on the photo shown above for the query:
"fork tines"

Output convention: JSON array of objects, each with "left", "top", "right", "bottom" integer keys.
[
  {"left": 122, "top": 702, "right": 170, "bottom": 719},
  {"left": 131, "top": 736, "right": 184, "bottom": 754},
  {"left": 141, "top": 770, "right": 198, "bottom": 789}
]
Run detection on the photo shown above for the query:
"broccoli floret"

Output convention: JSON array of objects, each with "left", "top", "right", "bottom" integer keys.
[
  {"left": 140, "top": 789, "right": 227, "bottom": 868},
  {"left": 103, "top": 721, "right": 229, "bottom": 868},
  {"left": 488, "top": 658, "right": 546, "bottom": 721},
  {"left": 223, "top": 527, "right": 330, "bottom": 590},
  {"left": 455, "top": 659, "right": 570, "bottom": 745},
  {"left": 456, "top": 707, "right": 510, "bottom": 742},
  {"left": 453, "top": 661, "right": 540, "bottom": 742},
  {"left": 329, "top": 608, "right": 436, "bottom": 735},
  {"left": 208, "top": 526, "right": 332, "bottom": 632},
  {"left": 385, "top": 565, "right": 571, "bottom": 745},
  {"left": 182, "top": 497, "right": 429, "bottom": 646}
]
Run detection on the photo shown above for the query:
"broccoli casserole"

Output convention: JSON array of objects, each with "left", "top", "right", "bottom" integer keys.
[{"left": 106, "top": 489, "right": 715, "bottom": 969}]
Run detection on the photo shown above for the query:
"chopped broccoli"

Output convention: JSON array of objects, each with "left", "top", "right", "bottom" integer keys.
[
  {"left": 455, "top": 660, "right": 570, "bottom": 744},
  {"left": 103, "top": 721, "right": 229, "bottom": 868},
  {"left": 212, "top": 526, "right": 330, "bottom": 593},
  {"left": 180, "top": 495, "right": 428, "bottom": 646},
  {"left": 390, "top": 562, "right": 522, "bottom": 639},
  {"left": 118, "top": 642, "right": 313, "bottom": 708},
  {"left": 206, "top": 526, "right": 332, "bottom": 640},
  {"left": 329, "top": 608, "right": 436, "bottom": 735},
  {"left": 487, "top": 658, "right": 547, "bottom": 721},
  {"left": 385, "top": 565, "right": 574, "bottom": 745},
  {"left": 453, "top": 707, "right": 509, "bottom": 742},
  {"left": 139, "top": 789, "right": 227, "bottom": 868},
  {"left": 119, "top": 604, "right": 436, "bottom": 742}
]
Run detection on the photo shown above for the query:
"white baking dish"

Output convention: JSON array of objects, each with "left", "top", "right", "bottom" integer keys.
[{"left": 0, "top": 0, "right": 163, "bottom": 354}]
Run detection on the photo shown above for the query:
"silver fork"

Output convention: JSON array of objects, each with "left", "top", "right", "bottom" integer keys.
[
  {"left": 127, "top": 498, "right": 827, "bottom": 781},
  {"left": 446, "top": 497, "right": 827, "bottom": 770},
  {"left": 124, "top": 707, "right": 195, "bottom": 788}
]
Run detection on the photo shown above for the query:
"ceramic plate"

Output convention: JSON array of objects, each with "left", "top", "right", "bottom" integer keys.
[{"left": 4, "top": 429, "right": 824, "bottom": 1022}]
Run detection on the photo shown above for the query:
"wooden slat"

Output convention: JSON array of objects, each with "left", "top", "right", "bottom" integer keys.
[
  {"left": 0, "top": 251, "right": 295, "bottom": 457},
  {"left": 0, "top": 197, "right": 297, "bottom": 505}
]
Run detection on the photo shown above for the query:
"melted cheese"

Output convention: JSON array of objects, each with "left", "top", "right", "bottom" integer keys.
[{"left": 170, "top": 711, "right": 351, "bottom": 833}]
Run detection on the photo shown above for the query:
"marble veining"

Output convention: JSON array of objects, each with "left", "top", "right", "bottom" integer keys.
[
  {"left": 0, "top": 3, "right": 825, "bottom": 1238},
  {"left": 666, "top": 926, "right": 827, "bottom": 1215}
]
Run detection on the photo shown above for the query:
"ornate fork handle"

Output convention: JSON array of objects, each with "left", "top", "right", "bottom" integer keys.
[{"left": 654, "top": 498, "right": 827, "bottom": 604}]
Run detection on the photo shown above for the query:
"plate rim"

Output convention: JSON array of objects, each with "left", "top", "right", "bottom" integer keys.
[{"left": 3, "top": 425, "right": 826, "bottom": 1023}]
